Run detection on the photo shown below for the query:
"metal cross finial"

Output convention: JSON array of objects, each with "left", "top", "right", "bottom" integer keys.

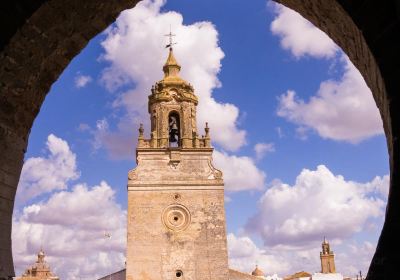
[{"left": 165, "top": 25, "right": 176, "bottom": 50}]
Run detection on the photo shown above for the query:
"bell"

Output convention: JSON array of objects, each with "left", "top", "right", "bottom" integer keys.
[{"left": 170, "top": 135, "right": 177, "bottom": 142}]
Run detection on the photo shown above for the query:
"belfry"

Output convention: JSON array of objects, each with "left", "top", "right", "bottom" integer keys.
[
  {"left": 126, "top": 42, "right": 229, "bottom": 279},
  {"left": 320, "top": 237, "right": 336, "bottom": 274}
]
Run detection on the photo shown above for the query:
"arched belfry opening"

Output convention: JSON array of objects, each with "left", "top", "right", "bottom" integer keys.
[
  {"left": 144, "top": 46, "right": 205, "bottom": 149},
  {"left": 168, "top": 111, "right": 180, "bottom": 147}
]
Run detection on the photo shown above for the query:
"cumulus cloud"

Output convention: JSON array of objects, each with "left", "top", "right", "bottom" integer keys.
[
  {"left": 277, "top": 56, "right": 383, "bottom": 143},
  {"left": 213, "top": 150, "right": 266, "bottom": 192},
  {"left": 74, "top": 74, "right": 92, "bottom": 88},
  {"left": 13, "top": 181, "right": 126, "bottom": 279},
  {"left": 363, "top": 174, "right": 390, "bottom": 199},
  {"left": 246, "top": 165, "right": 387, "bottom": 247},
  {"left": 228, "top": 233, "right": 288, "bottom": 277},
  {"left": 96, "top": 0, "right": 246, "bottom": 158},
  {"left": 17, "top": 134, "right": 80, "bottom": 203},
  {"left": 13, "top": 135, "right": 126, "bottom": 279},
  {"left": 228, "top": 232, "right": 379, "bottom": 277},
  {"left": 336, "top": 240, "right": 377, "bottom": 277},
  {"left": 270, "top": 3, "right": 338, "bottom": 59},
  {"left": 270, "top": 4, "right": 383, "bottom": 143},
  {"left": 254, "top": 142, "right": 275, "bottom": 160}
]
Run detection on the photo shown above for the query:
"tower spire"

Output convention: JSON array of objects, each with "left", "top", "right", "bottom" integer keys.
[
  {"left": 163, "top": 28, "right": 180, "bottom": 78},
  {"left": 165, "top": 25, "right": 176, "bottom": 50}
]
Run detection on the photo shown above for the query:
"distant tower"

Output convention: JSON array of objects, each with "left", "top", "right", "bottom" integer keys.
[
  {"left": 15, "top": 248, "right": 59, "bottom": 280},
  {"left": 251, "top": 265, "right": 265, "bottom": 278},
  {"left": 126, "top": 37, "right": 229, "bottom": 279},
  {"left": 320, "top": 237, "right": 336, "bottom": 273}
]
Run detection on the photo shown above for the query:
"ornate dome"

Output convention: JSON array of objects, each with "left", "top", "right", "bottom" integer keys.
[{"left": 148, "top": 47, "right": 198, "bottom": 109}]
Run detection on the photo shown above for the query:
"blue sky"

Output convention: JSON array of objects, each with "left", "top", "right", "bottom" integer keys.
[{"left": 12, "top": 0, "right": 389, "bottom": 279}]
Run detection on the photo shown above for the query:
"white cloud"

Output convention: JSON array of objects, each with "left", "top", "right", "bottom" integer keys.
[
  {"left": 96, "top": 0, "right": 246, "bottom": 158},
  {"left": 336, "top": 241, "right": 377, "bottom": 277},
  {"left": 13, "top": 181, "right": 126, "bottom": 280},
  {"left": 276, "top": 127, "right": 284, "bottom": 138},
  {"left": 246, "top": 165, "right": 387, "bottom": 247},
  {"left": 228, "top": 233, "right": 288, "bottom": 277},
  {"left": 228, "top": 232, "right": 379, "bottom": 278},
  {"left": 270, "top": 3, "right": 338, "bottom": 59},
  {"left": 17, "top": 134, "right": 80, "bottom": 203},
  {"left": 89, "top": 118, "right": 135, "bottom": 160},
  {"left": 270, "top": 4, "right": 383, "bottom": 143},
  {"left": 254, "top": 142, "right": 275, "bottom": 160},
  {"left": 14, "top": 136, "right": 126, "bottom": 279},
  {"left": 277, "top": 56, "right": 383, "bottom": 143},
  {"left": 364, "top": 174, "right": 390, "bottom": 199},
  {"left": 213, "top": 150, "right": 266, "bottom": 192},
  {"left": 74, "top": 74, "right": 92, "bottom": 88}
]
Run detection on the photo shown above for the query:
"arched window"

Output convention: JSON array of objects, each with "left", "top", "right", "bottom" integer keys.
[{"left": 168, "top": 111, "right": 180, "bottom": 147}]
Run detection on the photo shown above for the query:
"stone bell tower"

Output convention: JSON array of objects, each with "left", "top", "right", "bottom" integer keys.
[
  {"left": 126, "top": 44, "right": 229, "bottom": 280},
  {"left": 320, "top": 237, "right": 336, "bottom": 273}
]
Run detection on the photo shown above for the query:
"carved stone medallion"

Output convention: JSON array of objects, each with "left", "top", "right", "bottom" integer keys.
[{"left": 162, "top": 204, "right": 191, "bottom": 232}]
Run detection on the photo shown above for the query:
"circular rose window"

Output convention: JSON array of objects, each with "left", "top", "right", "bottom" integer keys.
[{"left": 162, "top": 204, "right": 191, "bottom": 232}]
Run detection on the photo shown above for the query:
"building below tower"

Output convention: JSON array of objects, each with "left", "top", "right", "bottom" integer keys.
[{"left": 99, "top": 267, "right": 277, "bottom": 280}]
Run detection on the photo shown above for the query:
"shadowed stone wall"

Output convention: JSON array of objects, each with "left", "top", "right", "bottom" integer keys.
[{"left": 0, "top": 0, "right": 399, "bottom": 279}]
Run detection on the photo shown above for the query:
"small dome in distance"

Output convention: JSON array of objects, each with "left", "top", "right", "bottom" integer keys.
[{"left": 251, "top": 265, "right": 264, "bottom": 277}]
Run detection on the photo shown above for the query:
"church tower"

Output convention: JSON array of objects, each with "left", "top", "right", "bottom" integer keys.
[
  {"left": 126, "top": 43, "right": 229, "bottom": 280},
  {"left": 320, "top": 237, "right": 336, "bottom": 273},
  {"left": 15, "top": 249, "right": 59, "bottom": 280}
]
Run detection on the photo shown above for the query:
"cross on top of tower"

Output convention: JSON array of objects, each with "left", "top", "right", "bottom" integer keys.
[{"left": 165, "top": 26, "right": 176, "bottom": 50}]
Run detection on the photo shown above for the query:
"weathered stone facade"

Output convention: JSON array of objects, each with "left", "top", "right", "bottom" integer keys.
[
  {"left": 126, "top": 48, "right": 229, "bottom": 280},
  {"left": 100, "top": 268, "right": 263, "bottom": 280}
]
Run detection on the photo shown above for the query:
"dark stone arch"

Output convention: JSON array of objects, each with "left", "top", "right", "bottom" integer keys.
[
  {"left": 0, "top": 0, "right": 398, "bottom": 279},
  {"left": 275, "top": 1, "right": 399, "bottom": 279},
  {"left": 0, "top": 1, "right": 139, "bottom": 278}
]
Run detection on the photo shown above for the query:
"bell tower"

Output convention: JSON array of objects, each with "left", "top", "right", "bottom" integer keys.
[
  {"left": 145, "top": 45, "right": 204, "bottom": 149},
  {"left": 126, "top": 42, "right": 229, "bottom": 280},
  {"left": 320, "top": 237, "right": 336, "bottom": 273}
]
